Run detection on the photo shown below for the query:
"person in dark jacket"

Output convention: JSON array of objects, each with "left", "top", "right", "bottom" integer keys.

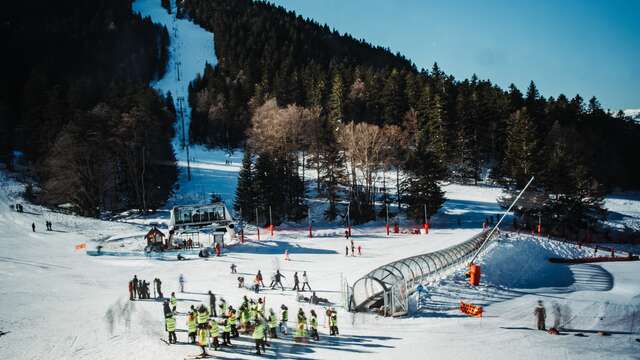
[
  {"left": 534, "top": 300, "right": 546, "bottom": 330},
  {"left": 132, "top": 275, "right": 139, "bottom": 299},
  {"left": 271, "top": 270, "right": 285, "bottom": 291},
  {"left": 208, "top": 290, "right": 217, "bottom": 317},
  {"left": 292, "top": 272, "right": 300, "bottom": 291}
]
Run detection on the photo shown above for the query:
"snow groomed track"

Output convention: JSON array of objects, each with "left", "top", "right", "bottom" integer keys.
[{"left": 351, "top": 230, "right": 490, "bottom": 316}]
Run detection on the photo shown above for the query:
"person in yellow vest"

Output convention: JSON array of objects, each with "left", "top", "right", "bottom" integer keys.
[
  {"left": 165, "top": 314, "right": 177, "bottom": 344},
  {"left": 218, "top": 298, "right": 227, "bottom": 316},
  {"left": 170, "top": 292, "right": 177, "bottom": 312},
  {"left": 267, "top": 308, "right": 278, "bottom": 339},
  {"left": 186, "top": 311, "right": 197, "bottom": 344},
  {"left": 296, "top": 308, "right": 307, "bottom": 338},
  {"left": 221, "top": 315, "right": 232, "bottom": 346},
  {"left": 329, "top": 309, "right": 339, "bottom": 336},
  {"left": 208, "top": 318, "right": 220, "bottom": 350},
  {"left": 279, "top": 304, "right": 288, "bottom": 335},
  {"left": 197, "top": 304, "right": 210, "bottom": 329},
  {"left": 197, "top": 324, "right": 210, "bottom": 357},
  {"left": 309, "top": 309, "right": 319, "bottom": 341},
  {"left": 252, "top": 319, "right": 267, "bottom": 355},
  {"left": 229, "top": 308, "right": 239, "bottom": 338},
  {"left": 240, "top": 304, "right": 250, "bottom": 334}
]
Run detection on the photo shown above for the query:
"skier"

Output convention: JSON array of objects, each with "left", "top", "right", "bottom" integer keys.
[
  {"left": 197, "top": 323, "right": 210, "bottom": 357},
  {"left": 351, "top": 240, "right": 355, "bottom": 257},
  {"left": 534, "top": 300, "right": 546, "bottom": 330},
  {"left": 31, "top": 222, "right": 35, "bottom": 232},
  {"left": 208, "top": 290, "right": 217, "bottom": 317},
  {"left": 155, "top": 278, "right": 163, "bottom": 299},
  {"left": 163, "top": 299, "right": 172, "bottom": 319},
  {"left": 166, "top": 313, "right": 177, "bottom": 344},
  {"left": 230, "top": 263, "right": 237, "bottom": 274},
  {"left": 253, "top": 319, "right": 267, "bottom": 355},
  {"left": 256, "top": 270, "right": 265, "bottom": 287},
  {"left": 357, "top": 245, "right": 362, "bottom": 256},
  {"left": 197, "top": 304, "right": 210, "bottom": 330},
  {"left": 221, "top": 315, "right": 232, "bottom": 346},
  {"left": 187, "top": 311, "right": 197, "bottom": 344},
  {"left": 296, "top": 308, "right": 307, "bottom": 339},
  {"left": 132, "top": 275, "right": 139, "bottom": 299},
  {"left": 267, "top": 309, "right": 278, "bottom": 339},
  {"left": 292, "top": 272, "right": 300, "bottom": 291},
  {"left": 179, "top": 274, "right": 185, "bottom": 292},
  {"left": 272, "top": 270, "right": 285, "bottom": 291},
  {"left": 279, "top": 305, "right": 289, "bottom": 335},
  {"left": 170, "top": 292, "right": 177, "bottom": 312},
  {"left": 128, "top": 280, "right": 134, "bottom": 301},
  {"left": 329, "top": 309, "right": 339, "bottom": 335},
  {"left": 309, "top": 309, "right": 319, "bottom": 341},
  {"left": 208, "top": 318, "right": 220, "bottom": 350},
  {"left": 229, "top": 309, "right": 239, "bottom": 338},
  {"left": 301, "top": 271, "right": 311, "bottom": 291},
  {"left": 345, "top": 245, "right": 349, "bottom": 256}
]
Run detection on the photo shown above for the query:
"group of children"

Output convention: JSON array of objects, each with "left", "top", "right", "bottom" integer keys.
[{"left": 163, "top": 292, "right": 340, "bottom": 357}]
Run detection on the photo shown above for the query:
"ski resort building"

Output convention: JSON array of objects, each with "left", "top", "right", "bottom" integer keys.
[{"left": 169, "top": 202, "right": 233, "bottom": 230}]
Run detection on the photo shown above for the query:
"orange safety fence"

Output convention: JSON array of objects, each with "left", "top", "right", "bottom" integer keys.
[
  {"left": 460, "top": 301, "right": 483, "bottom": 317},
  {"left": 75, "top": 243, "right": 87, "bottom": 251}
]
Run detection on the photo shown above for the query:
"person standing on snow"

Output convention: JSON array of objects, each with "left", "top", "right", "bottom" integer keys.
[
  {"left": 256, "top": 270, "right": 265, "bottom": 287},
  {"left": 132, "top": 275, "right": 139, "bottom": 299},
  {"left": 301, "top": 271, "right": 311, "bottom": 291},
  {"left": 252, "top": 318, "right": 267, "bottom": 355},
  {"left": 178, "top": 273, "right": 185, "bottom": 293},
  {"left": 208, "top": 290, "right": 217, "bottom": 317},
  {"left": 272, "top": 270, "right": 285, "bottom": 291},
  {"left": 351, "top": 240, "right": 355, "bottom": 257},
  {"left": 279, "top": 305, "right": 289, "bottom": 335},
  {"left": 267, "top": 308, "right": 278, "bottom": 339},
  {"left": 208, "top": 318, "right": 220, "bottom": 350},
  {"left": 345, "top": 245, "right": 349, "bottom": 256},
  {"left": 32, "top": 222, "right": 35, "bottom": 232},
  {"left": 329, "top": 309, "right": 339, "bottom": 335},
  {"left": 309, "top": 309, "right": 319, "bottom": 341},
  {"left": 170, "top": 292, "right": 177, "bottom": 312},
  {"left": 128, "top": 280, "right": 134, "bottom": 301},
  {"left": 187, "top": 310, "right": 197, "bottom": 344},
  {"left": 166, "top": 313, "right": 177, "bottom": 344},
  {"left": 534, "top": 300, "right": 546, "bottom": 330},
  {"left": 292, "top": 272, "right": 300, "bottom": 291}
]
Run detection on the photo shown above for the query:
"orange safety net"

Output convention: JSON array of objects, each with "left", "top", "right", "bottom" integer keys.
[
  {"left": 460, "top": 301, "right": 483, "bottom": 317},
  {"left": 75, "top": 243, "right": 86, "bottom": 251}
]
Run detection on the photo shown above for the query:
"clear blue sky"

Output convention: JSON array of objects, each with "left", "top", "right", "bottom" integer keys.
[{"left": 270, "top": 0, "right": 639, "bottom": 111}]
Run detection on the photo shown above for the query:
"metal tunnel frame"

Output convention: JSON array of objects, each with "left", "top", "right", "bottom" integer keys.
[{"left": 350, "top": 230, "right": 490, "bottom": 316}]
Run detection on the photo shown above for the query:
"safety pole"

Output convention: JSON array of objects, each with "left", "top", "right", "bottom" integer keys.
[
  {"left": 240, "top": 207, "right": 244, "bottom": 244},
  {"left": 386, "top": 203, "right": 390, "bottom": 236},
  {"left": 256, "top": 208, "right": 260, "bottom": 241},
  {"left": 423, "top": 204, "right": 427, "bottom": 235},
  {"left": 469, "top": 176, "right": 535, "bottom": 265},
  {"left": 269, "top": 206, "right": 274, "bottom": 237},
  {"left": 347, "top": 202, "right": 351, "bottom": 237},
  {"left": 308, "top": 208, "right": 312, "bottom": 239}
]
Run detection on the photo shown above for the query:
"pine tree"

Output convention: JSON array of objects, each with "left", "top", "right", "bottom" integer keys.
[
  {"left": 234, "top": 146, "right": 255, "bottom": 221},
  {"left": 328, "top": 71, "right": 344, "bottom": 125},
  {"left": 425, "top": 93, "right": 448, "bottom": 176},
  {"left": 503, "top": 108, "right": 538, "bottom": 188},
  {"left": 402, "top": 141, "right": 446, "bottom": 222}
]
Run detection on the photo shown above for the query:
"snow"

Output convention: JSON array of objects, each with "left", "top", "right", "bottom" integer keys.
[
  {"left": 604, "top": 193, "right": 640, "bottom": 231},
  {"left": 2, "top": 166, "right": 640, "bottom": 359}
]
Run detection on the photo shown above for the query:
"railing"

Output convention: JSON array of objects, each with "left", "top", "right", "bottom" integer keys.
[{"left": 350, "top": 230, "right": 490, "bottom": 315}]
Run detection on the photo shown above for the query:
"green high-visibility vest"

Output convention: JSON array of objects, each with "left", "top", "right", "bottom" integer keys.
[
  {"left": 310, "top": 316, "right": 318, "bottom": 329},
  {"left": 197, "top": 309, "right": 209, "bottom": 324},
  {"left": 166, "top": 317, "right": 176, "bottom": 332},
  {"left": 209, "top": 320, "right": 219, "bottom": 337},
  {"left": 223, "top": 319, "right": 231, "bottom": 332},
  {"left": 170, "top": 296, "right": 177, "bottom": 306},
  {"left": 268, "top": 315, "right": 278, "bottom": 328},
  {"left": 281, "top": 309, "right": 288, "bottom": 321},
  {"left": 252, "top": 322, "right": 266, "bottom": 339},
  {"left": 187, "top": 315, "right": 197, "bottom": 333}
]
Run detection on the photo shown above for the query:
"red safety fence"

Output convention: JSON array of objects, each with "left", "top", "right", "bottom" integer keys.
[{"left": 460, "top": 301, "right": 483, "bottom": 317}]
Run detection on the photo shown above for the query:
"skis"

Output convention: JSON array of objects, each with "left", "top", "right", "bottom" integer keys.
[
  {"left": 159, "top": 338, "right": 170, "bottom": 346},
  {"left": 184, "top": 352, "right": 212, "bottom": 359}
]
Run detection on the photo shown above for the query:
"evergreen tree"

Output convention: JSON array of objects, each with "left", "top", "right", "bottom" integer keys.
[
  {"left": 402, "top": 141, "right": 446, "bottom": 222},
  {"left": 425, "top": 93, "right": 448, "bottom": 176},
  {"left": 503, "top": 108, "right": 538, "bottom": 188},
  {"left": 328, "top": 71, "right": 344, "bottom": 125},
  {"left": 234, "top": 146, "right": 255, "bottom": 221}
]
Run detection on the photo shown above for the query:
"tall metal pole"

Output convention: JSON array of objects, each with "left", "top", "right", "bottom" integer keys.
[
  {"left": 269, "top": 206, "right": 273, "bottom": 237},
  {"left": 469, "top": 176, "right": 535, "bottom": 264},
  {"left": 347, "top": 202, "right": 351, "bottom": 237},
  {"left": 308, "top": 207, "right": 312, "bottom": 239},
  {"left": 386, "top": 203, "right": 390, "bottom": 236},
  {"left": 256, "top": 208, "right": 260, "bottom": 241}
]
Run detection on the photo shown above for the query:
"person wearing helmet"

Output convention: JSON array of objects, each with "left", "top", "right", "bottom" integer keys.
[
  {"left": 534, "top": 300, "right": 546, "bottom": 330},
  {"left": 252, "top": 319, "right": 267, "bottom": 355}
]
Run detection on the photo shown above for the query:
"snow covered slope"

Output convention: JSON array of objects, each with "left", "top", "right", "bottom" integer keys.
[{"left": 2, "top": 168, "right": 639, "bottom": 359}]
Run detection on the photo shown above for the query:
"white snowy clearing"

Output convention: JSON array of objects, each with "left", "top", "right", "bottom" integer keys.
[{"left": 1, "top": 168, "right": 640, "bottom": 360}]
